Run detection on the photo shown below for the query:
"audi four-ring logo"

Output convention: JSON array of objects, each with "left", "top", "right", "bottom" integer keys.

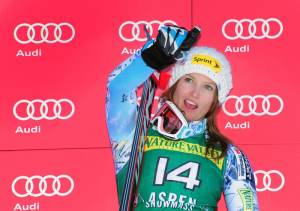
[
  {"left": 254, "top": 170, "right": 285, "bottom": 192},
  {"left": 12, "top": 175, "right": 74, "bottom": 197},
  {"left": 13, "top": 99, "right": 75, "bottom": 121},
  {"left": 14, "top": 22, "right": 75, "bottom": 44},
  {"left": 222, "top": 18, "right": 283, "bottom": 40},
  {"left": 119, "top": 20, "right": 177, "bottom": 42},
  {"left": 222, "top": 95, "right": 283, "bottom": 116}
]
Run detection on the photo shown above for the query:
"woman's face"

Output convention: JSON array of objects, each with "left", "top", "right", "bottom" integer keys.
[{"left": 172, "top": 73, "right": 217, "bottom": 122}]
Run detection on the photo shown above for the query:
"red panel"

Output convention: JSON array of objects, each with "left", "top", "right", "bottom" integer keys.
[
  {"left": 0, "top": 148, "right": 118, "bottom": 211},
  {"left": 0, "top": 0, "right": 192, "bottom": 150},
  {"left": 192, "top": 0, "right": 300, "bottom": 145},
  {"left": 0, "top": 0, "right": 298, "bottom": 210},
  {"left": 0, "top": 0, "right": 112, "bottom": 150}
]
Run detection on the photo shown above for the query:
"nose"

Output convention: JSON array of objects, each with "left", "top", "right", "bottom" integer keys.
[{"left": 190, "top": 87, "right": 200, "bottom": 98}]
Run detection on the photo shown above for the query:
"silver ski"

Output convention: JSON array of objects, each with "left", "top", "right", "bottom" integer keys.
[{"left": 119, "top": 72, "right": 159, "bottom": 211}]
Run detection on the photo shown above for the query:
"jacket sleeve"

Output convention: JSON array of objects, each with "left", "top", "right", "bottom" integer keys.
[
  {"left": 223, "top": 144, "right": 259, "bottom": 211},
  {"left": 105, "top": 40, "right": 155, "bottom": 175}
]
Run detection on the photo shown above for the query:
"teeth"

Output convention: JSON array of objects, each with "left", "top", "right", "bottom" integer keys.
[{"left": 185, "top": 99, "right": 197, "bottom": 106}]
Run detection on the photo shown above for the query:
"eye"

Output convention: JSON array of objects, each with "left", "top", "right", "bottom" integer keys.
[
  {"left": 205, "top": 84, "right": 214, "bottom": 91},
  {"left": 184, "top": 77, "right": 193, "bottom": 83}
]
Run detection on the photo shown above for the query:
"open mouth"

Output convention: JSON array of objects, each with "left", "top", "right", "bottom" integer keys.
[{"left": 184, "top": 99, "right": 198, "bottom": 110}]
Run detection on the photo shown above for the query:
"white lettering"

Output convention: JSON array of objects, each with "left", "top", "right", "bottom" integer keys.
[
  {"left": 163, "top": 200, "right": 171, "bottom": 207},
  {"left": 188, "top": 197, "right": 197, "bottom": 205},
  {"left": 170, "top": 201, "right": 178, "bottom": 208},
  {"left": 15, "top": 126, "right": 23, "bottom": 133},
  {"left": 178, "top": 202, "right": 184, "bottom": 208},
  {"left": 179, "top": 195, "right": 187, "bottom": 203},
  {"left": 158, "top": 192, "right": 166, "bottom": 201},
  {"left": 225, "top": 121, "right": 250, "bottom": 129},
  {"left": 168, "top": 193, "right": 177, "bottom": 202},
  {"left": 148, "top": 192, "right": 155, "bottom": 202},
  {"left": 121, "top": 47, "right": 141, "bottom": 55},
  {"left": 145, "top": 202, "right": 150, "bottom": 208},
  {"left": 14, "top": 202, "right": 40, "bottom": 210},
  {"left": 157, "top": 200, "right": 163, "bottom": 208},
  {"left": 15, "top": 126, "right": 41, "bottom": 134},
  {"left": 224, "top": 45, "right": 250, "bottom": 53},
  {"left": 14, "top": 204, "right": 22, "bottom": 211},
  {"left": 145, "top": 192, "right": 197, "bottom": 210},
  {"left": 16, "top": 49, "right": 42, "bottom": 57},
  {"left": 16, "top": 50, "right": 24, "bottom": 56}
]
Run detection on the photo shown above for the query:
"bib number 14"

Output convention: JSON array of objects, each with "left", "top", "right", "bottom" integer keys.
[{"left": 154, "top": 157, "right": 201, "bottom": 190}]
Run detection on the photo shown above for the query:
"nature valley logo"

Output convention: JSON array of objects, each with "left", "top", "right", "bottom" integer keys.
[
  {"left": 191, "top": 54, "right": 221, "bottom": 73},
  {"left": 238, "top": 188, "right": 254, "bottom": 211},
  {"left": 144, "top": 136, "right": 224, "bottom": 170}
]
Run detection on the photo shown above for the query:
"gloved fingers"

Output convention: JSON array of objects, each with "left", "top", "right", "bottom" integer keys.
[
  {"left": 156, "top": 27, "right": 169, "bottom": 55},
  {"left": 141, "top": 24, "right": 200, "bottom": 71},
  {"left": 157, "top": 25, "right": 188, "bottom": 55},
  {"left": 168, "top": 26, "right": 189, "bottom": 55},
  {"left": 179, "top": 26, "right": 201, "bottom": 51}
]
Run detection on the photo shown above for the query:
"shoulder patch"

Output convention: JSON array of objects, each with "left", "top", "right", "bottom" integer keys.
[{"left": 231, "top": 146, "right": 253, "bottom": 181}]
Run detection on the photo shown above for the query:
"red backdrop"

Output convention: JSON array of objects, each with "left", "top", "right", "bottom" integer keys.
[{"left": 0, "top": 0, "right": 299, "bottom": 210}]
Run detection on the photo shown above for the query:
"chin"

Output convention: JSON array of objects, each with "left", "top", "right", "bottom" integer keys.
[
  {"left": 186, "top": 114, "right": 205, "bottom": 122},
  {"left": 186, "top": 115, "right": 198, "bottom": 122}
]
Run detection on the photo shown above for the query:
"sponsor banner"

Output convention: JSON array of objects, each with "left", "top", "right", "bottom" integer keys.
[
  {"left": 0, "top": 148, "right": 118, "bottom": 211},
  {"left": 14, "top": 22, "right": 76, "bottom": 45},
  {"left": 12, "top": 174, "right": 75, "bottom": 198},
  {"left": 145, "top": 136, "right": 224, "bottom": 169},
  {"left": 0, "top": 0, "right": 298, "bottom": 210},
  {"left": 222, "top": 95, "right": 284, "bottom": 117},
  {"left": 0, "top": 96, "right": 106, "bottom": 150},
  {"left": 0, "top": 0, "right": 112, "bottom": 149},
  {"left": 192, "top": 0, "right": 300, "bottom": 144},
  {"left": 0, "top": 0, "right": 191, "bottom": 150},
  {"left": 216, "top": 92, "right": 300, "bottom": 144},
  {"left": 221, "top": 18, "right": 283, "bottom": 40},
  {"left": 13, "top": 99, "right": 75, "bottom": 121}
]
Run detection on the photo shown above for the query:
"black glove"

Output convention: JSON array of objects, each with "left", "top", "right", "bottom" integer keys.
[{"left": 141, "top": 25, "right": 201, "bottom": 71}]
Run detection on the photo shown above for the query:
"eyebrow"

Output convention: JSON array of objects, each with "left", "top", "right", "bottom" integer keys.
[{"left": 185, "top": 74, "right": 216, "bottom": 86}]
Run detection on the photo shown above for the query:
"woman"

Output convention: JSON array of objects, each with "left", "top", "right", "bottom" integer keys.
[{"left": 106, "top": 25, "right": 259, "bottom": 211}]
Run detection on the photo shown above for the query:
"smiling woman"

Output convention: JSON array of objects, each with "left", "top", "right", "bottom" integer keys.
[{"left": 106, "top": 25, "right": 259, "bottom": 211}]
